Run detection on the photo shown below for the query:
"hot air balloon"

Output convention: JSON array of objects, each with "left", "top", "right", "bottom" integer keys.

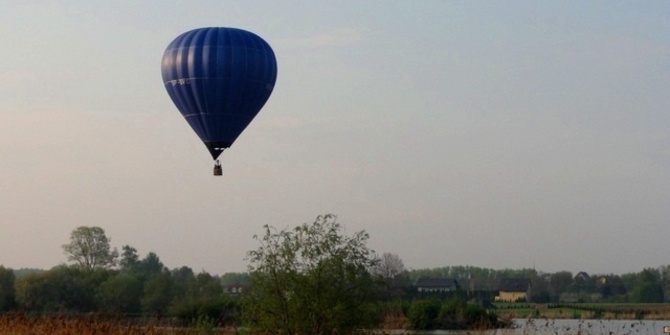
[{"left": 161, "top": 27, "right": 278, "bottom": 176}]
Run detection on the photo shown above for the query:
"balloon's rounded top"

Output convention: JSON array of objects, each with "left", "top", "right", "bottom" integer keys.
[
  {"left": 161, "top": 27, "right": 277, "bottom": 84},
  {"left": 161, "top": 27, "right": 277, "bottom": 161}
]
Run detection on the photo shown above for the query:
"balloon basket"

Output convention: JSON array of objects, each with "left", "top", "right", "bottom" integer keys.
[{"left": 213, "top": 161, "right": 222, "bottom": 176}]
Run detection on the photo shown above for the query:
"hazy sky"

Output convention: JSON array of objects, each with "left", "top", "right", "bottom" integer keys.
[{"left": 1, "top": 1, "right": 668, "bottom": 276}]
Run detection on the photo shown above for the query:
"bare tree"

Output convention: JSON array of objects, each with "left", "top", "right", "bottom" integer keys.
[
  {"left": 373, "top": 252, "right": 409, "bottom": 300},
  {"left": 374, "top": 252, "right": 406, "bottom": 280}
]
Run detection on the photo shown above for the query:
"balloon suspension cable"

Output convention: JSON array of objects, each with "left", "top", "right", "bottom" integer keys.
[{"left": 213, "top": 160, "right": 223, "bottom": 176}]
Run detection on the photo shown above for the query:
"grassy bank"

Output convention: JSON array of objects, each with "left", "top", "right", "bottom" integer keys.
[{"left": 493, "top": 302, "right": 670, "bottom": 320}]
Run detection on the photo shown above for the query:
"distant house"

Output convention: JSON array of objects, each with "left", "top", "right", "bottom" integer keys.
[
  {"left": 415, "top": 278, "right": 460, "bottom": 293},
  {"left": 574, "top": 271, "right": 590, "bottom": 283},
  {"left": 457, "top": 278, "right": 497, "bottom": 301},
  {"left": 596, "top": 275, "right": 607, "bottom": 285},
  {"left": 223, "top": 283, "right": 245, "bottom": 296},
  {"left": 495, "top": 278, "right": 531, "bottom": 302}
]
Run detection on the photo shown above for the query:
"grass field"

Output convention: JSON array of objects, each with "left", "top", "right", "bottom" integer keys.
[{"left": 492, "top": 302, "right": 670, "bottom": 320}]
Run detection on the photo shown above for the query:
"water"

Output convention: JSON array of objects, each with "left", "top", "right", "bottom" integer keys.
[{"left": 382, "top": 319, "right": 670, "bottom": 334}]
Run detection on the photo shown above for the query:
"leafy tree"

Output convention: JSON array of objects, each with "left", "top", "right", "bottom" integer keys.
[
  {"left": 549, "top": 271, "right": 573, "bottom": 302},
  {"left": 242, "top": 214, "right": 383, "bottom": 335},
  {"left": 570, "top": 272, "right": 597, "bottom": 294},
  {"left": 659, "top": 265, "right": 670, "bottom": 302},
  {"left": 62, "top": 226, "right": 118, "bottom": 270},
  {"left": 595, "top": 274, "right": 627, "bottom": 301},
  {"left": 462, "top": 303, "right": 498, "bottom": 329},
  {"left": 141, "top": 272, "right": 173, "bottom": 314},
  {"left": 529, "top": 272, "right": 550, "bottom": 303},
  {"left": 411, "top": 297, "right": 500, "bottom": 330},
  {"left": 639, "top": 267, "right": 661, "bottom": 282},
  {"left": 14, "top": 271, "right": 49, "bottom": 311},
  {"left": 220, "top": 272, "right": 250, "bottom": 286},
  {"left": 632, "top": 283, "right": 664, "bottom": 303},
  {"left": 138, "top": 252, "right": 166, "bottom": 276},
  {"left": 119, "top": 245, "right": 141, "bottom": 273},
  {"left": 170, "top": 271, "right": 238, "bottom": 326},
  {"left": 195, "top": 272, "right": 224, "bottom": 298},
  {"left": 438, "top": 297, "right": 467, "bottom": 329},
  {"left": 96, "top": 274, "right": 143, "bottom": 313},
  {"left": 137, "top": 252, "right": 170, "bottom": 314},
  {"left": 408, "top": 299, "right": 441, "bottom": 330},
  {"left": 631, "top": 268, "right": 664, "bottom": 303},
  {"left": 170, "top": 266, "right": 196, "bottom": 304},
  {"left": 12, "top": 268, "right": 45, "bottom": 279},
  {"left": 497, "top": 268, "right": 537, "bottom": 280},
  {"left": 15, "top": 265, "right": 108, "bottom": 312},
  {"left": 620, "top": 272, "right": 637, "bottom": 292},
  {"left": 0, "top": 266, "right": 16, "bottom": 311}
]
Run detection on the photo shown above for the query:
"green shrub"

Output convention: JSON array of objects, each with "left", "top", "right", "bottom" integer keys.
[
  {"left": 407, "top": 300, "right": 441, "bottom": 330},
  {"left": 438, "top": 296, "right": 467, "bottom": 329},
  {"left": 170, "top": 297, "right": 239, "bottom": 327},
  {"left": 463, "top": 303, "right": 497, "bottom": 329}
]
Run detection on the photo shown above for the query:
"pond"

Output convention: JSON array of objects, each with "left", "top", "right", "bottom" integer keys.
[{"left": 381, "top": 319, "right": 670, "bottom": 334}]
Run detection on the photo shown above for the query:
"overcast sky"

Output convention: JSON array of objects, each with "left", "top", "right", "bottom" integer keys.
[{"left": 1, "top": 1, "right": 668, "bottom": 276}]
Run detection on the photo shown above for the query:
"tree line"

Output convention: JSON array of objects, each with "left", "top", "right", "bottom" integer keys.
[
  {"left": 0, "top": 219, "right": 668, "bottom": 332},
  {"left": 0, "top": 226, "right": 242, "bottom": 325},
  {"left": 406, "top": 265, "right": 667, "bottom": 304},
  {"left": 1, "top": 252, "right": 238, "bottom": 325}
]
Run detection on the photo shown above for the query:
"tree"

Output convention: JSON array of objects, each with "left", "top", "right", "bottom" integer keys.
[
  {"left": 0, "top": 266, "right": 16, "bottom": 311},
  {"left": 119, "top": 245, "right": 140, "bottom": 273},
  {"left": 15, "top": 265, "right": 108, "bottom": 312},
  {"left": 96, "top": 274, "right": 143, "bottom": 313},
  {"left": 137, "top": 252, "right": 166, "bottom": 276},
  {"left": 373, "top": 252, "right": 409, "bottom": 300},
  {"left": 170, "top": 266, "right": 196, "bottom": 304},
  {"left": 631, "top": 268, "right": 664, "bottom": 303},
  {"left": 549, "top": 271, "right": 573, "bottom": 302},
  {"left": 141, "top": 272, "right": 173, "bottom": 314},
  {"left": 242, "top": 214, "right": 383, "bottom": 335},
  {"left": 596, "top": 274, "right": 627, "bottom": 300},
  {"left": 15, "top": 271, "right": 51, "bottom": 311},
  {"left": 137, "top": 252, "right": 170, "bottom": 314},
  {"left": 220, "top": 272, "right": 250, "bottom": 286},
  {"left": 374, "top": 252, "right": 406, "bottom": 281},
  {"left": 407, "top": 299, "right": 441, "bottom": 330},
  {"left": 170, "top": 270, "right": 235, "bottom": 326},
  {"left": 529, "top": 272, "right": 550, "bottom": 303},
  {"left": 62, "top": 226, "right": 118, "bottom": 270}
]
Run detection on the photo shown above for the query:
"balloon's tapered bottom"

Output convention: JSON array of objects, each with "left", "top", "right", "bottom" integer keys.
[{"left": 213, "top": 161, "right": 222, "bottom": 176}]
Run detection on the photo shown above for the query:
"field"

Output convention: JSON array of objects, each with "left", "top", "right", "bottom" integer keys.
[{"left": 493, "top": 302, "right": 670, "bottom": 320}]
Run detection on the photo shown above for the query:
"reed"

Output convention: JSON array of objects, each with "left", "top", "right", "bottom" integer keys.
[{"left": 0, "top": 313, "right": 238, "bottom": 335}]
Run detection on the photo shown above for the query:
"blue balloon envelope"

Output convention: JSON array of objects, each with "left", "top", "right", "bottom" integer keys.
[{"left": 161, "top": 27, "right": 278, "bottom": 162}]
